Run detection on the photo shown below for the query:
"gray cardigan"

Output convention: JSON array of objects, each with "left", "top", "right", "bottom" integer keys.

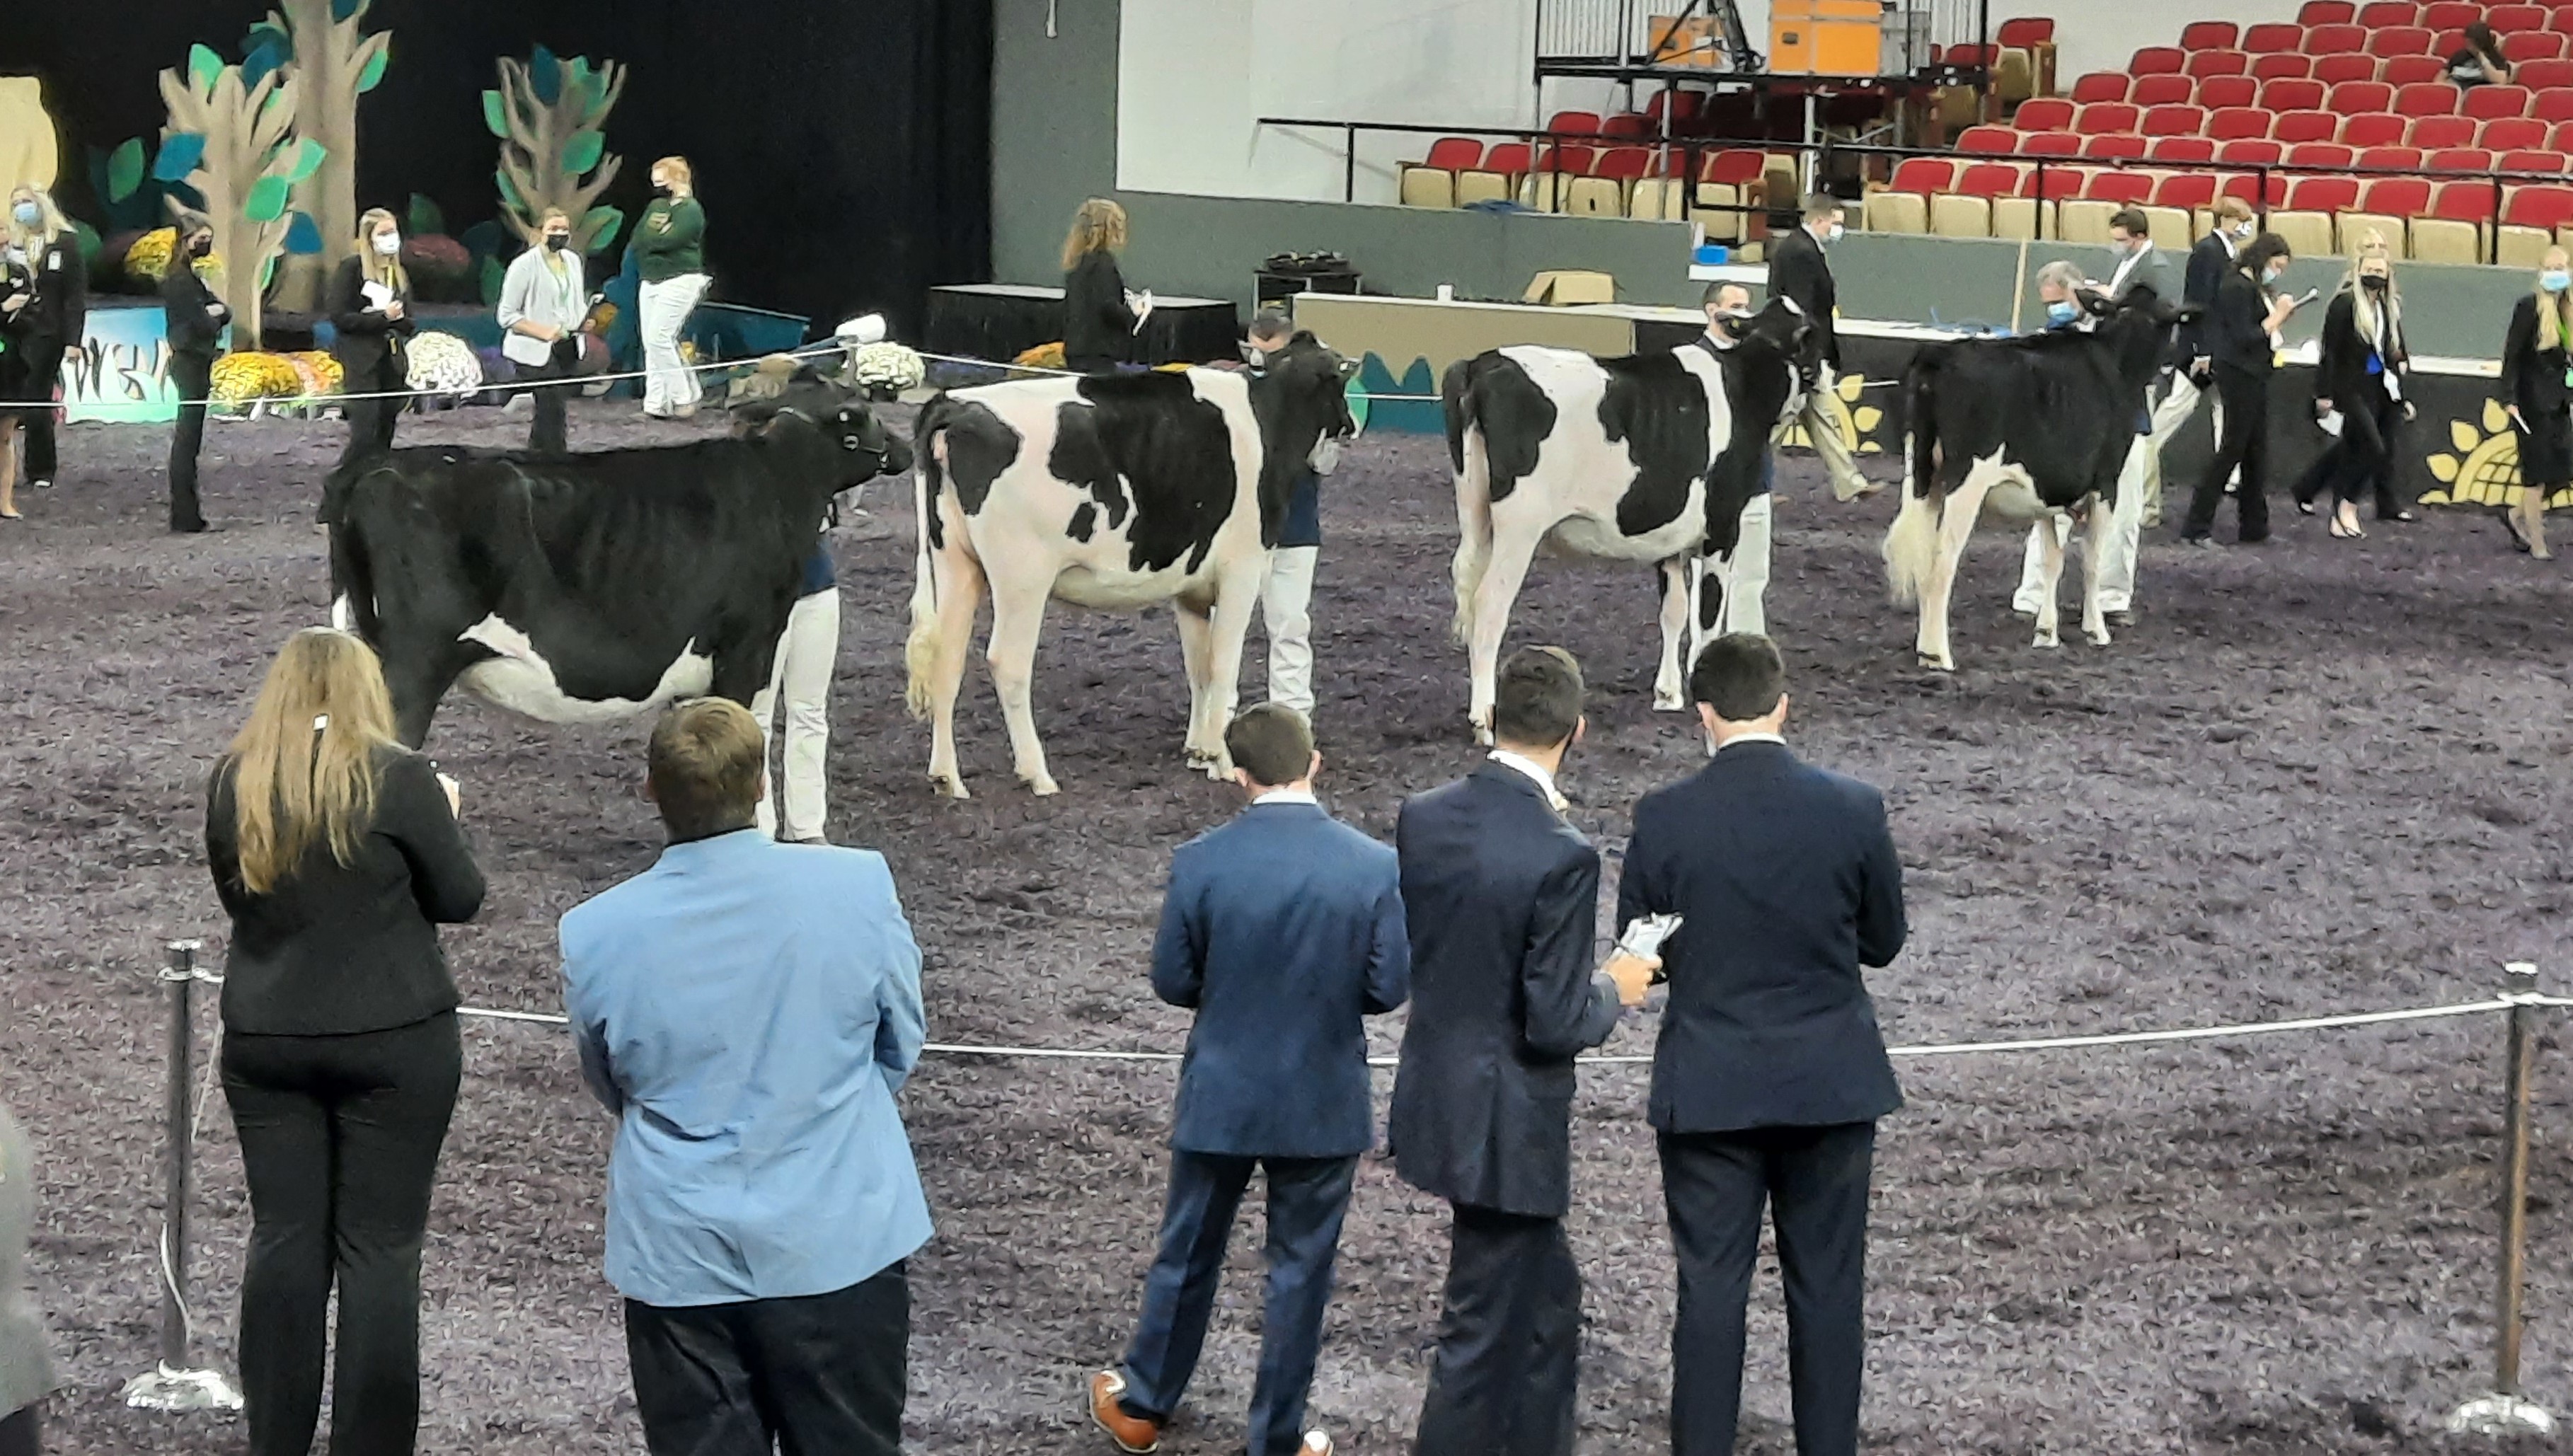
[{"left": 0, "top": 1104, "right": 54, "bottom": 1417}]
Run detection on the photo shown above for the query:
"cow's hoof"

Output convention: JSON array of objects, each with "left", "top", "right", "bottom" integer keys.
[
  {"left": 1025, "top": 775, "right": 1060, "bottom": 797},
  {"left": 2086, "top": 628, "right": 2113, "bottom": 647},
  {"left": 1652, "top": 691, "right": 1685, "bottom": 712},
  {"left": 2031, "top": 633, "right": 2060, "bottom": 651},
  {"left": 931, "top": 775, "right": 971, "bottom": 801},
  {"left": 1916, "top": 654, "right": 1955, "bottom": 673}
]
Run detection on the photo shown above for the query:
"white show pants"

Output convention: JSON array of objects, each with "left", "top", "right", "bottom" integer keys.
[
  {"left": 1261, "top": 545, "right": 1319, "bottom": 717},
  {"left": 2014, "top": 434, "right": 2147, "bottom": 616},
  {"left": 751, "top": 587, "right": 840, "bottom": 842},
  {"left": 640, "top": 272, "right": 710, "bottom": 415},
  {"left": 1801, "top": 364, "right": 1870, "bottom": 500},
  {"left": 1698, "top": 492, "right": 1773, "bottom": 637}
]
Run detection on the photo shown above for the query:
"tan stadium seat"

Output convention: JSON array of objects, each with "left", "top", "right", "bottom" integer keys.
[
  {"left": 2337, "top": 212, "right": 2410, "bottom": 258},
  {"left": 2055, "top": 198, "right": 2115, "bottom": 242},
  {"left": 1457, "top": 141, "right": 1531, "bottom": 208},
  {"left": 1864, "top": 191, "right": 1931, "bottom": 232},
  {"left": 1564, "top": 174, "right": 1625, "bottom": 215},
  {"left": 2139, "top": 205, "right": 2194, "bottom": 250},
  {"left": 2267, "top": 210, "right": 2337, "bottom": 258},
  {"left": 1929, "top": 192, "right": 1994, "bottom": 236},
  {"left": 1456, "top": 170, "right": 1513, "bottom": 207},
  {"left": 1696, "top": 151, "right": 1770, "bottom": 241},
  {"left": 1399, "top": 167, "right": 1456, "bottom": 209},
  {"left": 2410, "top": 218, "right": 2482, "bottom": 262},
  {"left": 2499, "top": 225, "right": 2557, "bottom": 267},
  {"left": 1996, "top": 47, "right": 2037, "bottom": 106},
  {"left": 2499, "top": 185, "right": 2573, "bottom": 265}
]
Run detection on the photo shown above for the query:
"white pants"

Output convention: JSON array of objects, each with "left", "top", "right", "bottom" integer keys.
[
  {"left": 751, "top": 588, "right": 839, "bottom": 842},
  {"left": 1261, "top": 545, "right": 1319, "bottom": 717},
  {"left": 2014, "top": 434, "right": 2147, "bottom": 616},
  {"left": 1801, "top": 364, "right": 1871, "bottom": 500},
  {"left": 640, "top": 272, "right": 710, "bottom": 415},
  {"left": 1696, "top": 492, "right": 1773, "bottom": 637}
]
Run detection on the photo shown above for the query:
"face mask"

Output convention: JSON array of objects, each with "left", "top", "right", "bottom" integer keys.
[
  {"left": 2233, "top": 222, "right": 2256, "bottom": 241},
  {"left": 653, "top": 179, "right": 674, "bottom": 196},
  {"left": 1308, "top": 437, "right": 1342, "bottom": 475},
  {"left": 2265, "top": 266, "right": 2287, "bottom": 286},
  {"left": 1823, "top": 221, "right": 1845, "bottom": 244},
  {"left": 189, "top": 235, "right": 213, "bottom": 258},
  {"left": 2361, "top": 273, "right": 2388, "bottom": 291},
  {"left": 10, "top": 203, "right": 36, "bottom": 227},
  {"left": 2543, "top": 270, "right": 2569, "bottom": 294},
  {"left": 373, "top": 231, "right": 401, "bottom": 257},
  {"left": 544, "top": 232, "right": 571, "bottom": 252},
  {"left": 2045, "top": 301, "right": 2080, "bottom": 325}
]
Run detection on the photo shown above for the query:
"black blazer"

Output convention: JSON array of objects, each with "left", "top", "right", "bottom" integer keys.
[
  {"left": 206, "top": 745, "right": 483, "bottom": 1036},
  {"left": 1766, "top": 224, "right": 1838, "bottom": 367},
  {"left": 2315, "top": 290, "right": 2406, "bottom": 412},
  {"left": 1062, "top": 248, "right": 1137, "bottom": 372},
  {"left": 161, "top": 262, "right": 228, "bottom": 361},
  {"left": 1388, "top": 763, "right": 1622, "bottom": 1218},
  {"left": 7, "top": 231, "right": 84, "bottom": 346},
  {"left": 2500, "top": 294, "right": 2572, "bottom": 418},
  {"left": 2207, "top": 269, "right": 2277, "bottom": 376},
  {"left": 1617, "top": 741, "right": 1906, "bottom": 1133},
  {"left": 327, "top": 254, "right": 415, "bottom": 381}
]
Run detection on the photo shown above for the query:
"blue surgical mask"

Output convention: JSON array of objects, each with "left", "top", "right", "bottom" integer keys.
[
  {"left": 2046, "top": 301, "right": 2080, "bottom": 325},
  {"left": 2544, "top": 270, "right": 2570, "bottom": 294},
  {"left": 9, "top": 203, "right": 37, "bottom": 227}
]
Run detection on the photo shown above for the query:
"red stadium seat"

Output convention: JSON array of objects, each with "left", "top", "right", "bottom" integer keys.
[
  {"left": 2076, "top": 102, "right": 2141, "bottom": 134},
  {"left": 2502, "top": 148, "right": 2571, "bottom": 171},
  {"left": 2254, "top": 53, "right": 2315, "bottom": 80},
  {"left": 2554, "top": 118, "right": 2573, "bottom": 146},
  {"left": 2021, "top": 166, "right": 2087, "bottom": 200},
  {"left": 1547, "top": 110, "right": 1602, "bottom": 134},
  {"left": 2362, "top": 175, "right": 2434, "bottom": 212},
  {"left": 1997, "top": 16, "right": 2054, "bottom": 45},
  {"left": 1422, "top": 138, "right": 1484, "bottom": 172},
  {"left": 2152, "top": 134, "right": 2220, "bottom": 162},
  {"left": 2359, "top": 144, "right": 2427, "bottom": 169},
  {"left": 2182, "top": 21, "right": 2243, "bottom": 49},
  {"left": 2224, "top": 171, "right": 2294, "bottom": 205},
  {"left": 2467, "top": 83, "right": 2538, "bottom": 119},
  {"left": 2188, "top": 50, "right": 2252, "bottom": 79},
  {"left": 2219, "top": 137, "right": 2286, "bottom": 164},
  {"left": 1956, "top": 161, "right": 2022, "bottom": 197},
  {"left": 2492, "top": 4, "right": 2551, "bottom": 30},
  {"left": 2289, "top": 140, "right": 2359, "bottom": 166},
  {"left": 2342, "top": 112, "right": 2408, "bottom": 146},
  {"left": 2395, "top": 81, "right": 2460, "bottom": 114},
  {"left": 2083, "top": 132, "right": 2150, "bottom": 159},
  {"left": 2131, "top": 47, "right": 2187, "bottom": 74},
  {"left": 1700, "top": 149, "right": 1765, "bottom": 184},
  {"left": 2274, "top": 109, "right": 2343, "bottom": 141},
  {"left": 2158, "top": 172, "right": 2219, "bottom": 208},
  {"left": 2329, "top": 80, "right": 2396, "bottom": 111},
  {"left": 2552, "top": 0, "right": 2573, "bottom": 28},
  {"left": 2520, "top": 58, "right": 2573, "bottom": 87},
  {"left": 2304, "top": 23, "right": 2368, "bottom": 52},
  {"left": 2381, "top": 54, "right": 2447, "bottom": 83},
  {"left": 2432, "top": 178, "right": 2502, "bottom": 219},
  {"left": 2424, "top": 0, "right": 2485, "bottom": 27},
  {"left": 1887, "top": 157, "right": 1957, "bottom": 193},
  {"left": 2429, "top": 145, "right": 2499, "bottom": 169},
  {"left": 1600, "top": 112, "right": 1652, "bottom": 139},
  {"left": 2314, "top": 53, "right": 2381, "bottom": 83},
  {"left": 2144, "top": 105, "right": 2208, "bottom": 136},
  {"left": 1480, "top": 141, "right": 1534, "bottom": 176},
  {"left": 2205, "top": 105, "right": 2274, "bottom": 142},
  {"left": 2511, "top": 30, "right": 2573, "bottom": 60},
  {"left": 2022, "top": 130, "right": 2085, "bottom": 157},
  {"left": 2247, "top": 24, "right": 2310, "bottom": 55},
  {"left": 2410, "top": 114, "right": 2480, "bottom": 145},
  {"left": 2288, "top": 175, "right": 2363, "bottom": 210},
  {"left": 2539, "top": 88, "right": 2573, "bottom": 125},
  {"left": 2201, "top": 75, "right": 2261, "bottom": 108},
  {"left": 2368, "top": 27, "right": 2436, "bottom": 57},
  {"left": 2068, "top": 71, "right": 2129, "bottom": 104},
  {"left": 2132, "top": 74, "right": 2198, "bottom": 106},
  {"left": 2358, "top": 0, "right": 2419, "bottom": 21},
  {"left": 2087, "top": 171, "right": 2156, "bottom": 203},
  {"left": 2264, "top": 76, "right": 2329, "bottom": 109},
  {"left": 1532, "top": 143, "right": 1599, "bottom": 173},
  {"left": 1959, "top": 124, "right": 2020, "bottom": 153},
  {"left": 2017, "top": 98, "right": 2078, "bottom": 131},
  {"left": 2506, "top": 183, "right": 2573, "bottom": 229},
  {"left": 2487, "top": 115, "right": 2552, "bottom": 146},
  {"left": 2299, "top": 0, "right": 2356, "bottom": 21}
]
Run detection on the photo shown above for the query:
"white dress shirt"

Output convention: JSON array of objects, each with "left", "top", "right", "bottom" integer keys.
[
  {"left": 1253, "top": 786, "right": 1319, "bottom": 807},
  {"left": 1487, "top": 749, "right": 1567, "bottom": 811},
  {"left": 1714, "top": 731, "right": 1787, "bottom": 752}
]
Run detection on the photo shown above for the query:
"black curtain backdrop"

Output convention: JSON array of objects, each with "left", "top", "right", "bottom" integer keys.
[{"left": 3, "top": 0, "right": 993, "bottom": 335}]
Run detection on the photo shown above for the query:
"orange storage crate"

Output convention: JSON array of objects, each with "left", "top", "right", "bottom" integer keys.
[{"left": 1771, "top": 0, "right": 1884, "bottom": 74}]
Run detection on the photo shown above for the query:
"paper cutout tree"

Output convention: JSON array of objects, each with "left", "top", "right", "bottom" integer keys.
[
  {"left": 489, "top": 47, "right": 626, "bottom": 253},
  {"left": 159, "top": 43, "right": 322, "bottom": 348},
  {"left": 255, "top": 0, "right": 391, "bottom": 313}
]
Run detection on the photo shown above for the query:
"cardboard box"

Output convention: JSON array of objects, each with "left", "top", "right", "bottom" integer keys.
[{"left": 1523, "top": 270, "right": 1616, "bottom": 306}]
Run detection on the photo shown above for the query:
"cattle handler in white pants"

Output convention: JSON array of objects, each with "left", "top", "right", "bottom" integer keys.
[
  {"left": 2014, "top": 258, "right": 2152, "bottom": 623},
  {"left": 752, "top": 540, "right": 841, "bottom": 843},
  {"left": 1687, "top": 282, "right": 1775, "bottom": 635},
  {"left": 1248, "top": 313, "right": 1328, "bottom": 717}
]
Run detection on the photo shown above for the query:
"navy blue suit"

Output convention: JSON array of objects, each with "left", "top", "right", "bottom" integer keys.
[
  {"left": 1617, "top": 739, "right": 1905, "bottom": 1456},
  {"left": 1119, "top": 799, "right": 1408, "bottom": 1456}
]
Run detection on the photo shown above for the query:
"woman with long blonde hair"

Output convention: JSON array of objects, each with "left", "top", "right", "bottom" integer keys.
[
  {"left": 635, "top": 155, "right": 709, "bottom": 418},
  {"left": 323, "top": 207, "right": 415, "bottom": 502},
  {"left": 2300, "top": 230, "right": 2414, "bottom": 539},
  {"left": 2500, "top": 247, "right": 2573, "bottom": 557},
  {"left": 206, "top": 628, "right": 483, "bottom": 1456},
  {"left": 1061, "top": 197, "right": 1146, "bottom": 374},
  {"left": 1, "top": 185, "right": 81, "bottom": 509}
]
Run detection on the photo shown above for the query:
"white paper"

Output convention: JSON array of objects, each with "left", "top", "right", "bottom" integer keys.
[
  {"left": 1618, "top": 913, "right": 1683, "bottom": 961},
  {"left": 2317, "top": 408, "right": 2344, "bottom": 438},
  {"left": 361, "top": 279, "right": 395, "bottom": 311}
]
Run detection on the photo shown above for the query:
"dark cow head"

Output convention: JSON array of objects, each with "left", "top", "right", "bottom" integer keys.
[
  {"left": 1244, "top": 330, "right": 1358, "bottom": 546},
  {"left": 2082, "top": 285, "right": 2200, "bottom": 393},
  {"left": 1717, "top": 296, "right": 1817, "bottom": 427},
  {"left": 730, "top": 365, "right": 916, "bottom": 484}
]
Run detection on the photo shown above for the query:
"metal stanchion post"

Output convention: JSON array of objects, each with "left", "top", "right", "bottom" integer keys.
[
  {"left": 2450, "top": 962, "right": 2555, "bottom": 1436},
  {"left": 120, "top": 940, "right": 243, "bottom": 1413}
]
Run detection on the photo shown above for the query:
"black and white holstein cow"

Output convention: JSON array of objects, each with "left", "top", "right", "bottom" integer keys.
[
  {"left": 1442, "top": 297, "right": 1812, "bottom": 739},
  {"left": 1882, "top": 288, "right": 2184, "bottom": 671},
  {"left": 328, "top": 371, "right": 911, "bottom": 746},
  {"left": 904, "top": 337, "right": 1354, "bottom": 797}
]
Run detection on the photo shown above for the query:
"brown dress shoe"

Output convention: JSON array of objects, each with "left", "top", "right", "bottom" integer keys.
[{"left": 1087, "top": 1370, "right": 1163, "bottom": 1454}]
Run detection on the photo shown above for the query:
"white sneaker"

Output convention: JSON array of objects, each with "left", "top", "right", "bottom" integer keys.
[{"left": 1301, "top": 1433, "right": 1333, "bottom": 1455}]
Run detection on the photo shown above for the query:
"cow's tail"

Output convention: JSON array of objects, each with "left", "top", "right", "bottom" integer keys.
[
  {"left": 1444, "top": 358, "right": 1494, "bottom": 646},
  {"left": 1882, "top": 346, "right": 1949, "bottom": 608},
  {"left": 902, "top": 401, "right": 946, "bottom": 720}
]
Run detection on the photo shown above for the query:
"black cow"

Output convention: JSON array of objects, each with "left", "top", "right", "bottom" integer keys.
[
  {"left": 1443, "top": 297, "right": 1811, "bottom": 737},
  {"left": 328, "top": 370, "right": 911, "bottom": 746},
  {"left": 1884, "top": 289, "right": 2185, "bottom": 671}
]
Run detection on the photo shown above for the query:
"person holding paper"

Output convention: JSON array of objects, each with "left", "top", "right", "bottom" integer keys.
[
  {"left": 1389, "top": 647, "right": 1655, "bottom": 1456},
  {"left": 1062, "top": 197, "right": 1144, "bottom": 375},
  {"left": 1617, "top": 634, "right": 1906, "bottom": 1456},
  {"left": 2181, "top": 233, "right": 2297, "bottom": 546},
  {"left": 325, "top": 207, "right": 415, "bottom": 512},
  {"left": 2298, "top": 232, "right": 2414, "bottom": 540},
  {"left": 2501, "top": 249, "right": 2573, "bottom": 559}
]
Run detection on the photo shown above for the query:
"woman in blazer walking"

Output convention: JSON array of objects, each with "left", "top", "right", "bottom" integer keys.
[
  {"left": 495, "top": 207, "right": 589, "bottom": 453},
  {"left": 2502, "top": 248, "right": 2573, "bottom": 558},
  {"left": 207, "top": 628, "right": 485, "bottom": 1456},
  {"left": 2302, "top": 231, "right": 2414, "bottom": 539},
  {"left": 326, "top": 207, "right": 415, "bottom": 499},
  {"left": 4, "top": 186, "right": 83, "bottom": 499},
  {"left": 2182, "top": 233, "right": 2298, "bottom": 546}
]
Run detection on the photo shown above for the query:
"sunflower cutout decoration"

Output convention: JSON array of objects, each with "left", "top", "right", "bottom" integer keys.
[
  {"left": 1775, "top": 371, "right": 1884, "bottom": 455},
  {"left": 2423, "top": 398, "right": 2573, "bottom": 508}
]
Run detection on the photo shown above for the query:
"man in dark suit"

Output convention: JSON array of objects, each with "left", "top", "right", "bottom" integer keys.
[
  {"left": 2151, "top": 196, "right": 2257, "bottom": 507},
  {"left": 1390, "top": 647, "right": 1656, "bottom": 1456},
  {"left": 1763, "top": 191, "right": 1872, "bottom": 502},
  {"left": 1089, "top": 705, "right": 1409, "bottom": 1456},
  {"left": 1616, "top": 635, "right": 1906, "bottom": 1456}
]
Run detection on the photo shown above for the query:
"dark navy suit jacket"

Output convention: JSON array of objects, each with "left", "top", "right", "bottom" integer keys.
[
  {"left": 1150, "top": 799, "right": 1410, "bottom": 1159},
  {"left": 1617, "top": 740, "right": 1907, "bottom": 1133}
]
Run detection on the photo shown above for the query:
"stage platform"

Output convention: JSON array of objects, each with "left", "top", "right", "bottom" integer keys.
[{"left": 925, "top": 283, "right": 1241, "bottom": 369}]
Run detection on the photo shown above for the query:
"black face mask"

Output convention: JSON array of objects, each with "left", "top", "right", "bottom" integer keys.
[
  {"left": 188, "top": 236, "right": 213, "bottom": 258},
  {"left": 544, "top": 233, "right": 571, "bottom": 252},
  {"left": 2361, "top": 274, "right": 2388, "bottom": 291},
  {"left": 653, "top": 182, "right": 674, "bottom": 197}
]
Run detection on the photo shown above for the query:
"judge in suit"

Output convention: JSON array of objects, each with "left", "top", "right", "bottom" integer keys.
[
  {"left": 1763, "top": 193, "right": 1872, "bottom": 502},
  {"left": 163, "top": 224, "right": 228, "bottom": 533},
  {"left": 2151, "top": 197, "right": 2257, "bottom": 464},
  {"left": 2500, "top": 248, "right": 2573, "bottom": 558},
  {"left": 1089, "top": 705, "right": 1409, "bottom": 1456},
  {"left": 1390, "top": 647, "right": 1655, "bottom": 1456},
  {"left": 1617, "top": 635, "right": 1906, "bottom": 1456}
]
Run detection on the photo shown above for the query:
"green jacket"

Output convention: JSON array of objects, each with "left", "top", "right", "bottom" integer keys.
[{"left": 636, "top": 195, "right": 706, "bottom": 283}]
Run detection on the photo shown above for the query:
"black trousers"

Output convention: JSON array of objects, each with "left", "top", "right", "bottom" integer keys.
[
  {"left": 514, "top": 337, "right": 587, "bottom": 454},
  {"left": 336, "top": 358, "right": 404, "bottom": 461},
  {"left": 221, "top": 1013, "right": 461, "bottom": 1456},
  {"left": 1661, "top": 1122, "right": 1877, "bottom": 1456},
  {"left": 1120, "top": 1151, "right": 1358, "bottom": 1456},
  {"left": 168, "top": 351, "right": 213, "bottom": 531},
  {"left": 625, "top": 1263, "right": 910, "bottom": 1456},
  {"left": 15, "top": 337, "right": 61, "bottom": 482},
  {"left": 2185, "top": 365, "right": 2272, "bottom": 541},
  {"left": 1412, "top": 1204, "right": 1583, "bottom": 1456},
  {"left": 0, "top": 1403, "right": 36, "bottom": 1456}
]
